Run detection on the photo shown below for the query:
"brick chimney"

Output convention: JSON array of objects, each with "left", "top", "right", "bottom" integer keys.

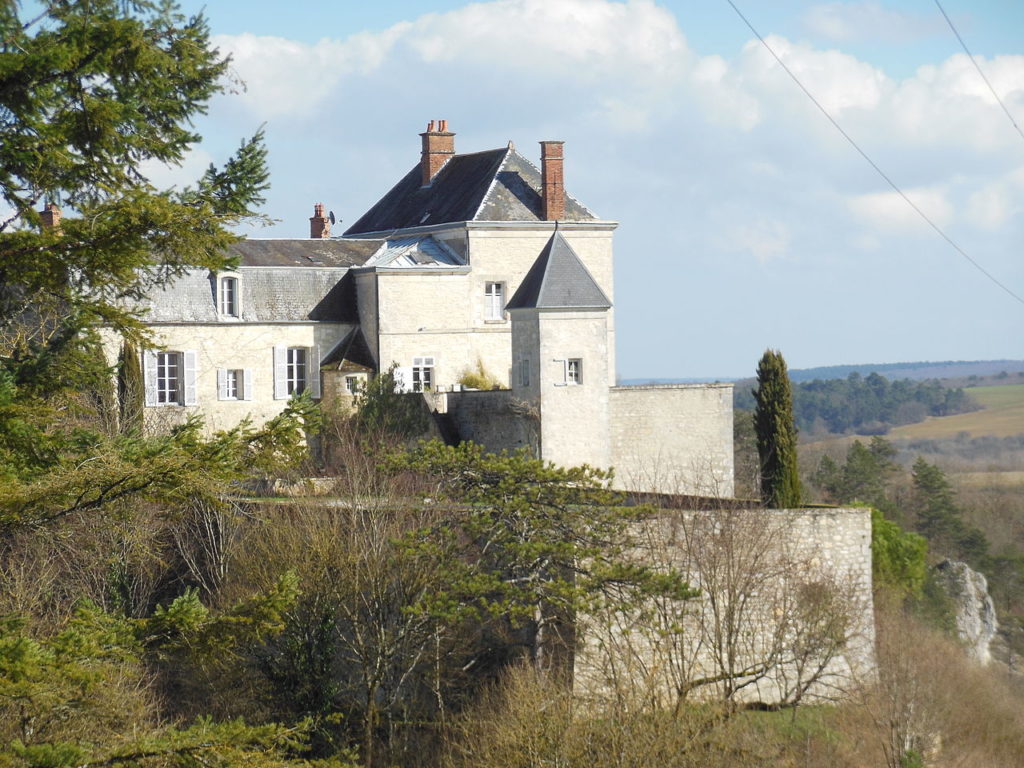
[
  {"left": 39, "top": 203, "right": 61, "bottom": 231},
  {"left": 309, "top": 202, "right": 330, "bottom": 238},
  {"left": 539, "top": 141, "right": 565, "bottom": 221},
  {"left": 420, "top": 119, "right": 455, "bottom": 187}
]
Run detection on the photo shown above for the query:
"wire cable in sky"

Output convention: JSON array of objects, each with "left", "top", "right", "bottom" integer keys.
[
  {"left": 724, "top": 0, "right": 1024, "bottom": 308},
  {"left": 933, "top": 0, "right": 1024, "bottom": 144}
]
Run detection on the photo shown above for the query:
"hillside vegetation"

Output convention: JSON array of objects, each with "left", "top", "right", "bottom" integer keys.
[{"left": 735, "top": 372, "right": 978, "bottom": 437}]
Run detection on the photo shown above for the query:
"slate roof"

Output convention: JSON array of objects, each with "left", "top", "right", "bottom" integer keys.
[
  {"left": 344, "top": 147, "right": 597, "bottom": 235},
  {"left": 227, "top": 238, "right": 381, "bottom": 267},
  {"left": 506, "top": 231, "right": 611, "bottom": 311},
  {"left": 140, "top": 266, "right": 358, "bottom": 323},
  {"left": 321, "top": 326, "right": 375, "bottom": 371}
]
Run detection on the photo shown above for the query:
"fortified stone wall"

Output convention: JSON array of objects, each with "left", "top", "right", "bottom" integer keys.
[
  {"left": 441, "top": 390, "right": 537, "bottom": 455},
  {"left": 609, "top": 383, "right": 734, "bottom": 497},
  {"left": 574, "top": 506, "right": 876, "bottom": 707}
]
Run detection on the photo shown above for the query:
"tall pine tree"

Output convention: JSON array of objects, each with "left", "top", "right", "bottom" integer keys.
[{"left": 753, "top": 349, "right": 802, "bottom": 508}]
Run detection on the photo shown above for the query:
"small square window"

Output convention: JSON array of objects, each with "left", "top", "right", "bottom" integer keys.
[
  {"left": 345, "top": 375, "right": 361, "bottom": 394},
  {"left": 218, "top": 369, "right": 250, "bottom": 401}
]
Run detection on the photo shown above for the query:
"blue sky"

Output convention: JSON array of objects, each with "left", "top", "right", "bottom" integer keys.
[{"left": 162, "top": 0, "right": 1024, "bottom": 379}]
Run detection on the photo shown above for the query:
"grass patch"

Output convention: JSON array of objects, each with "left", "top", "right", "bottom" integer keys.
[{"left": 888, "top": 384, "right": 1024, "bottom": 440}]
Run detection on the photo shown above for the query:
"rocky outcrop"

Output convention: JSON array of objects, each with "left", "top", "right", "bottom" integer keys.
[{"left": 935, "top": 560, "right": 998, "bottom": 665}]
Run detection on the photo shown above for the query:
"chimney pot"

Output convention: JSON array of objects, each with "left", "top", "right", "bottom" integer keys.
[
  {"left": 539, "top": 140, "right": 566, "bottom": 221},
  {"left": 310, "top": 202, "right": 330, "bottom": 238},
  {"left": 419, "top": 119, "right": 455, "bottom": 187}
]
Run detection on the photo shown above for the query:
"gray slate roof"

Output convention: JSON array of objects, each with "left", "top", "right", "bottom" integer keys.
[
  {"left": 227, "top": 238, "right": 381, "bottom": 267},
  {"left": 321, "top": 326, "right": 375, "bottom": 371},
  {"left": 140, "top": 267, "right": 357, "bottom": 323},
  {"left": 344, "top": 147, "right": 596, "bottom": 235},
  {"left": 505, "top": 231, "right": 611, "bottom": 311}
]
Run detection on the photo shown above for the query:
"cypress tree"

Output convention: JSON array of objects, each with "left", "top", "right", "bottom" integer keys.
[
  {"left": 753, "top": 349, "right": 802, "bottom": 508},
  {"left": 118, "top": 341, "right": 144, "bottom": 434}
]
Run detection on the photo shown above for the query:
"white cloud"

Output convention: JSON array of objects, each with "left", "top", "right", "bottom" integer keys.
[
  {"left": 802, "top": 2, "right": 943, "bottom": 42},
  {"left": 214, "top": 0, "right": 691, "bottom": 125},
  {"left": 848, "top": 186, "right": 953, "bottom": 232}
]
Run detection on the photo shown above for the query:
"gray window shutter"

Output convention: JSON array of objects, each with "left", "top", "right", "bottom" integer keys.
[
  {"left": 217, "top": 368, "right": 227, "bottom": 400},
  {"left": 183, "top": 350, "right": 198, "bottom": 406},
  {"left": 307, "top": 345, "right": 321, "bottom": 399},
  {"left": 143, "top": 350, "right": 158, "bottom": 406},
  {"left": 273, "top": 346, "right": 287, "bottom": 400},
  {"left": 242, "top": 369, "right": 253, "bottom": 401}
]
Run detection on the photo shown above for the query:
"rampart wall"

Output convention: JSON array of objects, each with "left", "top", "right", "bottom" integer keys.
[
  {"left": 574, "top": 506, "right": 876, "bottom": 707},
  {"left": 609, "top": 383, "right": 734, "bottom": 497}
]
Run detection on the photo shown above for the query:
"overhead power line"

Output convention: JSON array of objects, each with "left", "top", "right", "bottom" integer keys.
[
  {"left": 933, "top": 0, "right": 1024, "bottom": 144},
  {"left": 724, "top": 0, "right": 1024, "bottom": 308}
]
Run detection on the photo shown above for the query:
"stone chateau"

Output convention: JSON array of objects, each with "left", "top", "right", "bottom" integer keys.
[
  {"left": 107, "top": 120, "right": 876, "bottom": 704},
  {"left": 126, "top": 120, "right": 734, "bottom": 496}
]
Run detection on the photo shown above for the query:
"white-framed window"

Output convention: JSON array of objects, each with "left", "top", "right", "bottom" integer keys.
[
  {"left": 412, "top": 356, "right": 434, "bottom": 392},
  {"left": 567, "top": 358, "right": 582, "bottom": 385},
  {"left": 219, "top": 275, "right": 239, "bottom": 317},
  {"left": 217, "top": 368, "right": 253, "bottom": 401},
  {"left": 519, "top": 358, "right": 530, "bottom": 387},
  {"left": 157, "top": 352, "right": 180, "bottom": 403},
  {"left": 553, "top": 358, "right": 583, "bottom": 387},
  {"left": 345, "top": 375, "right": 361, "bottom": 395},
  {"left": 484, "top": 281, "right": 505, "bottom": 321},
  {"left": 287, "top": 347, "right": 306, "bottom": 395},
  {"left": 143, "top": 349, "right": 198, "bottom": 406},
  {"left": 273, "top": 346, "right": 321, "bottom": 400}
]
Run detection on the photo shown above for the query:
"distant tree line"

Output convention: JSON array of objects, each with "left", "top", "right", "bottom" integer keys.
[{"left": 735, "top": 372, "right": 979, "bottom": 436}]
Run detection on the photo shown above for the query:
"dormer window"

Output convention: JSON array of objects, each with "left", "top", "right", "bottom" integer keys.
[{"left": 219, "top": 275, "right": 239, "bottom": 317}]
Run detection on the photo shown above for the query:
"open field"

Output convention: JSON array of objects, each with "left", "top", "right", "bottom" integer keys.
[{"left": 887, "top": 384, "right": 1024, "bottom": 440}]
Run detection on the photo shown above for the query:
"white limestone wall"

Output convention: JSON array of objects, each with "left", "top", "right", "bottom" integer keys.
[
  {"left": 574, "top": 507, "right": 876, "bottom": 707},
  {"left": 374, "top": 270, "right": 513, "bottom": 388},
  {"left": 535, "top": 309, "right": 611, "bottom": 471},
  {"left": 609, "top": 384, "right": 734, "bottom": 497},
  {"left": 104, "top": 323, "right": 352, "bottom": 434}
]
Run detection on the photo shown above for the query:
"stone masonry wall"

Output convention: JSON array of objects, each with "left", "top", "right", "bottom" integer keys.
[
  {"left": 442, "top": 390, "right": 537, "bottom": 455},
  {"left": 574, "top": 506, "right": 876, "bottom": 707},
  {"left": 609, "top": 383, "right": 734, "bottom": 497}
]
